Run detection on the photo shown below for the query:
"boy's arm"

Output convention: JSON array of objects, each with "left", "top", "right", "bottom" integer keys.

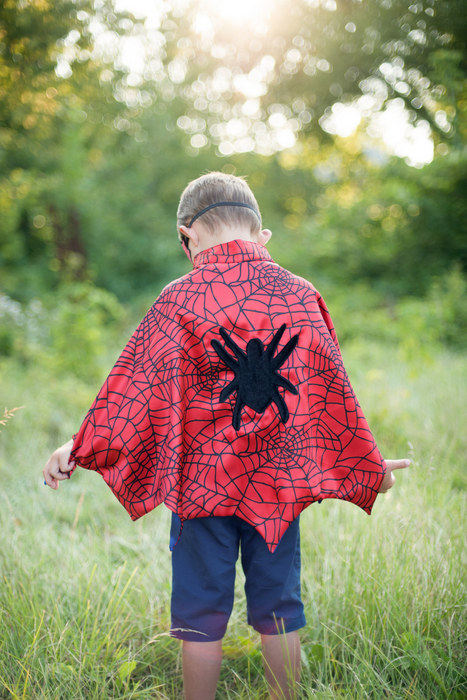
[{"left": 43, "top": 439, "right": 75, "bottom": 490}]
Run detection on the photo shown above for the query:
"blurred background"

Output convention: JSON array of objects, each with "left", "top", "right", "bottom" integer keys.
[{"left": 1, "top": 0, "right": 466, "bottom": 378}]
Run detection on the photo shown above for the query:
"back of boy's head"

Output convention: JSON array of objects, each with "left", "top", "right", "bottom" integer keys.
[{"left": 177, "top": 172, "right": 262, "bottom": 240}]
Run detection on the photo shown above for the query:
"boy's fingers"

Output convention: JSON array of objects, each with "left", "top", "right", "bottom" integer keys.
[
  {"left": 43, "top": 467, "right": 59, "bottom": 489},
  {"left": 43, "top": 450, "right": 74, "bottom": 489},
  {"left": 54, "top": 470, "right": 70, "bottom": 480},
  {"left": 50, "top": 458, "right": 71, "bottom": 481},
  {"left": 58, "top": 452, "right": 74, "bottom": 472},
  {"left": 384, "top": 459, "right": 411, "bottom": 472}
]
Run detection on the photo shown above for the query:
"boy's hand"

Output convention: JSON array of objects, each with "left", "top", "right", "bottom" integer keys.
[
  {"left": 379, "top": 459, "right": 411, "bottom": 493},
  {"left": 43, "top": 439, "right": 75, "bottom": 490}
]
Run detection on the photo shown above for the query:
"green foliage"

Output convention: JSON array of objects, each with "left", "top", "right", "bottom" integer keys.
[
  {"left": 0, "top": 0, "right": 160, "bottom": 300},
  {"left": 274, "top": 138, "right": 467, "bottom": 297},
  {"left": 0, "top": 293, "right": 48, "bottom": 360},
  {"left": 323, "top": 266, "right": 467, "bottom": 354},
  {"left": 396, "top": 266, "right": 467, "bottom": 349},
  {"left": 0, "top": 282, "right": 127, "bottom": 382},
  {"left": 1, "top": 0, "right": 466, "bottom": 311},
  {"left": 47, "top": 283, "right": 127, "bottom": 380}
]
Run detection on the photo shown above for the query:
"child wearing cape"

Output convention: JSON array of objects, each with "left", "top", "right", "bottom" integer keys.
[{"left": 43, "top": 172, "right": 410, "bottom": 700}]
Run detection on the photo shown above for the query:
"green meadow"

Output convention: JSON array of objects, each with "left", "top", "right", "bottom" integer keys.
[{"left": 1, "top": 340, "right": 465, "bottom": 699}]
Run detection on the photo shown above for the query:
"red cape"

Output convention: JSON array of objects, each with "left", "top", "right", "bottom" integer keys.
[{"left": 70, "top": 239, "right": 385, "bottom": 551}]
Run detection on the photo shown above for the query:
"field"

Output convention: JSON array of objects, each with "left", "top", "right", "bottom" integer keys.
[{"left": 0, "top": 341, "right": 466, "bottom": 699}]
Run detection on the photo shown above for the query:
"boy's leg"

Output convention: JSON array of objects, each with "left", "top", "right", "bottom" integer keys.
[
  {"left": 181, "top": 633, "right": 301, "bottom": 700},
  {"left": 261, "top": 631, "right": 301, "bottom": 700},
  {"left": 240, "top": 516, "right": 305, "bottom": 699},
  {"left": 170, "top": 515, "right": 241, "bottom": 699},
  {"left": 182, "top": 640, "right": 223, "bottom": 700}
]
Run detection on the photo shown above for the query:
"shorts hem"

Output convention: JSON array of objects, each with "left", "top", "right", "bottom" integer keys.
[
  {"left": 249, "top": 612, "right": 307, "bottom": 636},
  {"left": 170, "top": 627, "right": 226, "bottom": 642}
]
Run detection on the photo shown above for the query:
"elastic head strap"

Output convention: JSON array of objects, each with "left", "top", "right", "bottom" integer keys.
[{"left": 187, "top": 201, "right": 261, "bottom": 228}]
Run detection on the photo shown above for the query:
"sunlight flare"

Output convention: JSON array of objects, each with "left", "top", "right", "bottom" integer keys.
[{"left": 203, "top": 0, "right": 273, "bottom": 24}]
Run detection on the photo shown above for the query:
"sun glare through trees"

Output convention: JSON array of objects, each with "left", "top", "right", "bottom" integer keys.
[
  {"left": 206, "top": 0, "right": 273, "bottom": 24},
  {"left": 109, "top": 0, "right": 439, "bottom": 164}
]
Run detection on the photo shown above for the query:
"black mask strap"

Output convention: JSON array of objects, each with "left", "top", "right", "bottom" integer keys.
[{"left": 187, "top": 201, "right": 261, "bottom": 228}]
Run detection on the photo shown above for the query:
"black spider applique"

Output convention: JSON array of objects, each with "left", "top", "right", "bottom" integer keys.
[{"left": 211, "top": 324, "right": 299, "bottom": 430}]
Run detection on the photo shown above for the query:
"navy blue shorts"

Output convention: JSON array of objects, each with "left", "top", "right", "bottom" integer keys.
[{"left": 170, "top": 514, "right": 306, "bottom": 642}]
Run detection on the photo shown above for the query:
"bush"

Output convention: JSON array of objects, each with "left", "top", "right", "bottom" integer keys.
[
  {"left": 326, "top": 267, "right": 467, "bottom": 358},
  {"left": 47, "top": 283, "right": 126, "bottom": 380},
  {"left": 0, "top": 283, "right": 127, "bottom": 382}
]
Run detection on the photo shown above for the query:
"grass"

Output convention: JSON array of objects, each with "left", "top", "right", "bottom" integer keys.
[{"left": 0, "top": 340, "right": 466, "bottom": 699}]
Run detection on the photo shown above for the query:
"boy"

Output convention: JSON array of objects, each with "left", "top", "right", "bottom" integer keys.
[{"left": 43, "top": 172, "right": 409, "bottom": 700}]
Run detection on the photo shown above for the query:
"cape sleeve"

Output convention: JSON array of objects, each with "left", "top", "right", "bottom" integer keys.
[
  {"left": 309, "top": 290, "right": 387, "bottom": 513},
  {"left": 68, "top": 304, "right": 158, "bottom": 517}
]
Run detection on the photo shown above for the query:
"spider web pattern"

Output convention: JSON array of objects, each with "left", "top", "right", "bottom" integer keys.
[{"left": 70, "top": 240, "right": 385, "bottom": 552}]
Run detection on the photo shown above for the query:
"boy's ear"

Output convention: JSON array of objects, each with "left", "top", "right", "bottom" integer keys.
[
  {"left": 258, "top": 229, "right": 272, "bottom": 246},
  {"left": 179, "top": 225, "right": 200, "bottom": 249}
]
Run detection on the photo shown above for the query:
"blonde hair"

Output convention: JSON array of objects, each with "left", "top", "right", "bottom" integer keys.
[{"left": 177, "top": 172, "right": 262, "bottom": 240}]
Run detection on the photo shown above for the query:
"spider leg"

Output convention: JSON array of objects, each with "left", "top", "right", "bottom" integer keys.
[
  {"left": 220, "top": 379, "right": 239, "bottom": 403},
  {"left": 219, "top": 327, "right": 247, "bottom": 362},
  {"left": 275, "top": 374, "right": 298, "bottom": 395},
  {"left": 271, "top": 333, "right": 299, "bottom": 371},
  {"left": 272, "top": 389, "right": 289, "bottom": 424},
  {"left": 211, "top": 339, "right": 239, "bottom": 371},
  {"left": 264, "top": 324, "right": 286, "bottom": 361},
  {"left": 232, "top": 396, "right": 245, "bottom": 431}
]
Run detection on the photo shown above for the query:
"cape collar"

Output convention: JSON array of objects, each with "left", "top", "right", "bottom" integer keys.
[{"left": 193, "top": 239, "right": 273, "bottom": 269}]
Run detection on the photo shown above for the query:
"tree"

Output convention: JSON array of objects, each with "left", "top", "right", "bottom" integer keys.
[
  {"left": 1, "top": 0, "right": 466, "bottom": 305},
  {"left": 0, "top": 0, "right": 138, "bottom": 297}
]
